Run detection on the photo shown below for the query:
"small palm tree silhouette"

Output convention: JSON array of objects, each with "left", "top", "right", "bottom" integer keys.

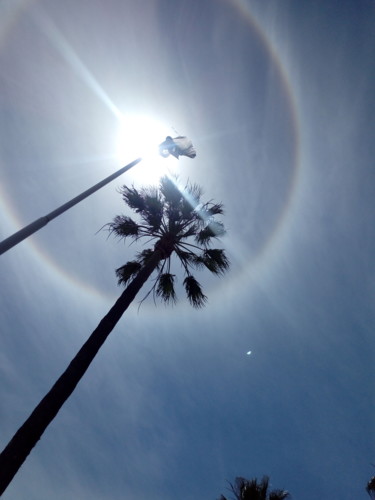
[
  {"left": 367, "top": 475, "right": 375, "bottom": 498},
  {"left": 219, "top": 476, "right": 290, "bottom": 500}
]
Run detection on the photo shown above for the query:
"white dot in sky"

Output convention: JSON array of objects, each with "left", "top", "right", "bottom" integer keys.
[{"left": 246, "top": 351, "right": 252, "bottom": 355}]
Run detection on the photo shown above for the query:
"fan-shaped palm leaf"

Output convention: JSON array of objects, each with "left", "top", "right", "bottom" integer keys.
[
  {"left": 115, "top": 261, "right": 142, "bottom": 286},
  {"left": 175, "top": 249, "right": 199, "bottom": 268},
  {"left": 183, "top": 275, "right": 207, "bottom": 308},
  {"left": 139, "top": 192, "right": 163, "bottom": 230},
  {"left": 136, "top": 248, "right": 159, "bottom": 267},
  {"left": 195, "top": 221, "right": 226, "bottom": 245},
  {"left": 199, "top": 249, "right": 230, "bottom": 275},
  {"left": 160, "top": 176, "right": 183, "bottom": 205},
  {"left": 120, "top": 186, "right": 146, "bottom": 213},
  {"left": 207, "top": 202, "right": 224, "bottom": 216},
  {"left": 156, "top": 273, "right": 177, "bottom": 304},
  {"left": 107, "top": 215, "right": 140, "bottom": 239}
]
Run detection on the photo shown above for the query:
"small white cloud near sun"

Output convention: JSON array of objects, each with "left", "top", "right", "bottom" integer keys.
[{"left": 115, "top": 114, "right": 178, "bottom": 184}]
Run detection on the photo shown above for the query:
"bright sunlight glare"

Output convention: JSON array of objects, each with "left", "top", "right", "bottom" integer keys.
[{"left": 115, "top": 114, "right": 178, "bottom": 184}]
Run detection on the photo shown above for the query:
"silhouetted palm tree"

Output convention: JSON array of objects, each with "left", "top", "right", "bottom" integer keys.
[
  {"left": 0, "top": 176, "right": 229, "bottom": 495},
  {"left": 219, "top": 476, "right": 290, "bottom": 500},
  {"left": 367, "top": 476, "right": 375, "bottom": 498}
]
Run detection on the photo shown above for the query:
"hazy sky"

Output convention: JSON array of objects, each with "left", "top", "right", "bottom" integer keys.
[{"left": 1, "top": 1, "right": 374, "bottom": 499}]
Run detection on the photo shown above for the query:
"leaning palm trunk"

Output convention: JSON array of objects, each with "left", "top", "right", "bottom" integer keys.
[{"left": 0, "top": 248, "right": 162, "bottom": 496}]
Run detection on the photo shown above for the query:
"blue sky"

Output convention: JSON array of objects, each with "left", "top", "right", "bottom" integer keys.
[{"left": 0, "top": 0, "right": 374, "bottom": 498}]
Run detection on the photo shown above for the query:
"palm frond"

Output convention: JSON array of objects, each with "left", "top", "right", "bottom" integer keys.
[
  {"left": 141, "top": 192, "right": 163, "bottom": 231},
  {"left": 180, "top": 223, "right": 200, "bottom": 239},
  {"left": 258, "top": 476, "right": 270, "bottom": 499},
  {"left": 180, "top": 197, "right": 196, "bottom": 220},
  {"left": 116, "top": 261, "right": 142, "bottom": 286},
  {"left": 222, "top": 476, "right": 289, "bottom": 500},
  {"left": 136, "top": 249, "right": 161, "bottom": 268},
  {"left": 195, "top": 221, "right": 226, "bottom": 245},
  {"left": 367, "top": 476, "right": 375, "bottom": 498},
  {"left": 187, "top": 182, "right": 203, "bottom": 202},
  {"left": 175, "top": 249, "right": 201, "bottom": 272},
  {"left": 107, "top": 215, "right": 140, "bottom": 239},
  {"left": 207, "top": 202, "right": 224, "bottom": 216},
  {"left": 183, "top": 275, "right": 207, "bottom": 308},
  {"left": 199, "top": 249, "right": 230, "bottom": 275},
  {"left": 136, "top": 248, "right": 153, "bottom": 263},
  {"left": 156, "top": 273, "right": 177, "bottom": 304},
  {"left": 120, "top": 186, "right": 163, "bottom": 231},
  {"left": 160, "top": 176, "right": 183, "bottom": 206},
  {"left": 269, "top": 490, "right": 290, "bottom": 500},
  {"left": 120, "top": 186, "right": 146, "bottom": 213},
  {"left": 196, "top": 202, "right": 224, "bottom": 222}
]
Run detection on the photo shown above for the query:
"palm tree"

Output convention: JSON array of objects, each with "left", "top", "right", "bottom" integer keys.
[
  {"left": 0, "top": 176, "right": 229, "bottom": 495},
  {"left": 219, "top": 476, "right": 290, "bottom": 500},
  {"left": 367, "top": 476, "right": 375, "bottom": 498}
]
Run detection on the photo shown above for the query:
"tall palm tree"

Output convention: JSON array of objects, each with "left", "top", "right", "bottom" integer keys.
[
  {"left": 0, "top": 176, "right": 229, "bottom": 495},
  {"left": 219, "top": 476, "right": 290, "bottom": 500}
]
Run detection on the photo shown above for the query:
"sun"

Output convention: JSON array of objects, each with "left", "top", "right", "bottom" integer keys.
[{"left": 115, "top": 114, "right": 178, "bottom": 185}]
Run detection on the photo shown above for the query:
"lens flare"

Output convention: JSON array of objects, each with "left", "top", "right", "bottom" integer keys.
[{"left": 115, "top": 114, "right": 177, "bottom": 184}]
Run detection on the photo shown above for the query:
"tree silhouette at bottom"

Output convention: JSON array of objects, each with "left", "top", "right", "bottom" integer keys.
[
  {"left": 219, "top": 476, "right": 290, "bottom": 500},
  {"left": 367, "top": 475, "right": 375, "bottom": 498}
]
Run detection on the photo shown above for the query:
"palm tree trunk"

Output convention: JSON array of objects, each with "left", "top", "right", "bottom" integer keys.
[{"left": 0, "top": 249, "right": 162, "bottom": 496}]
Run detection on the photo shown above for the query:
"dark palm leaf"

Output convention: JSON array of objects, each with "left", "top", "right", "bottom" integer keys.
[
  {"left": 367, "top": 476, "right": 375, "bottom": 498},
  {"left": 115, "top": 261, "right": 142, "bottom": 286},
  {"left": 219, "top": 477, "right": 290, "bottom": 500},
  {"left": 196, "top": 202, "right": 224, "bottom": 222},
  {"left": 136, "top": 249, "right": 161, "bottom": 268},
  {"left": 160, "top": 176, "right": 183, "bottom": 206},
  {"left": 175, "top": 249, "right": 201, "bottom": 271},
  {"left": 269, "top": 490, "right": 290, "bottom": 500},
  {"left": 207, "top": 202, "right": 224, "bottom": 216},
  {"left": 120, "top": 186, "right": 146, "bottom": 213},
  {"left": 107, "top": 215, "right": 140, "bottom": 238},
  {"left": 195, "top": 221, "right": 226, "bottom": 245},
  {"left": 180, "top": 223, "right": 200, "bottom": 239},
  {"left": 156, "top": 273, "right": 177, "bottom": 304},
  {"left": 141, "top": 193, "right": 163, "bottom": 230},
  {"left": 200, "top": 249, "right": 230, "bottom": 275},
  {"left": 258, "top": 476, "right": 270, "bottom": 500},
  {"left": 183, "top": 275, "right": 207, "bottom": 308}
]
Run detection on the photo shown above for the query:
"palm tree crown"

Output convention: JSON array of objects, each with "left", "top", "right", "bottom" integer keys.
[
  {"left": 219, "top": 476, "right": 291, "bottom": 500},
  {"left": 107, "top": 175, "right": 229, "bottom": 308}
]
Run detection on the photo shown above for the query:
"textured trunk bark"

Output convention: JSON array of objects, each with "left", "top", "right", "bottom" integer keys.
[{"left": 0, "top": 249, "right": 162, "bottom": 496}]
